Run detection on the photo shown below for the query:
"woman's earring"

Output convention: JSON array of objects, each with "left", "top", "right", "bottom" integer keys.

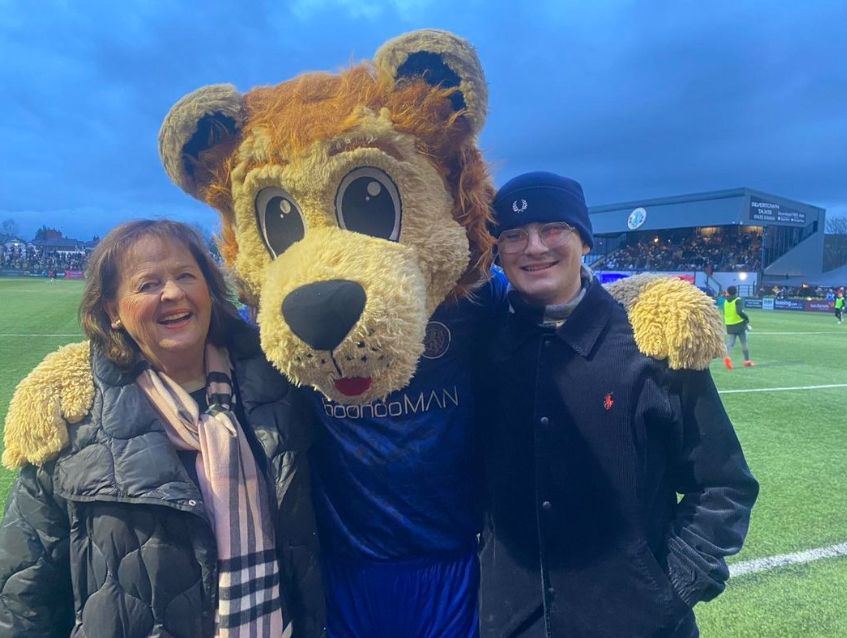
[{"left": 111, "top": 319, "right": 122, "bottom": 330}]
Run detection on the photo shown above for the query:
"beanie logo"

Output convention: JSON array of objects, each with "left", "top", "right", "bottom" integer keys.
[{"left": 512, "top": 199, "right": 528, "bottom": 214}]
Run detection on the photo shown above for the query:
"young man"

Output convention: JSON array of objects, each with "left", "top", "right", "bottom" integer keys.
[
  {"left": 723, "top": 285, "right": 754, "bottom": 369},
  {"left": 478, "top": 172, "right": 758, "bottom": 638}
]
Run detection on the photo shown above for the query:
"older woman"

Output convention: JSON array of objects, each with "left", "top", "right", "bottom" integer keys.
[{"left": 0, "top": 220, "right": 323, "bottom": 637}]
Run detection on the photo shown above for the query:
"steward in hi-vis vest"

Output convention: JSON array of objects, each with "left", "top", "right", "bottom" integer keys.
[
  {"left": 724, "top": 296, "right": 746, "bottom": 329},
  {"left": 722, "top": 286, "right": 753, "bottom": 368}
]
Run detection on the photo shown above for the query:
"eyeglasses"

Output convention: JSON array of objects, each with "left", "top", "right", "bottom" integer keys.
[{"left": 496, "top": 222, "right": 577, "bottom": 255}]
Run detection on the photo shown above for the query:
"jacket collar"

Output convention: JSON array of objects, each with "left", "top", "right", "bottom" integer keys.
[
  {"left": 504, "top": 277, "right": 612, "bottom": 359},
  {"left": 92, "top": 346, "right": 148, "bottom": 387},
  {"left": 554, "top": 278, "right": 613, "bottom": 358}
]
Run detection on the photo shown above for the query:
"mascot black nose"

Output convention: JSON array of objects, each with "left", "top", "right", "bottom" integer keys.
[{"left": 282, "top": 280, "right": 367, "bottom": 352}]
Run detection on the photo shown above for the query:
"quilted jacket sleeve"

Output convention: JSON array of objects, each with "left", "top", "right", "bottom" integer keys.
[{"left": 0, "top": 464, "right": 74, "bottom": 637}]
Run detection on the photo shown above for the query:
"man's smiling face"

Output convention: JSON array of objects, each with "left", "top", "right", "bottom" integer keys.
[{"left": 498, "top": 222, "right": 589, "bottom": 306}]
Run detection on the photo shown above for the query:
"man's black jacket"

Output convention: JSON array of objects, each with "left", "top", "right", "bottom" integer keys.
[{"left": 478, "top": 279, "right": 758, "bottom": 638}]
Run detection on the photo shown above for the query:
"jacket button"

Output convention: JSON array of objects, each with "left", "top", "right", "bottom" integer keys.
[
  {"left": 187, "top": 499, "right": 198, "bottom": 506},
  {"left": 541, "top": 500, "right": 552, "bottom": 511},
  {"left": 547, "top": 586, "right": 555, "bottom": 596},
  {"left": 539, "top": 416, "right": 549, "bottom": 426}
]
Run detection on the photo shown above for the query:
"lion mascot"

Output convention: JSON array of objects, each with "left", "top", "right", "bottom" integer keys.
[{"left": 3, "top": 30, "right": 723, "bottom": 637}]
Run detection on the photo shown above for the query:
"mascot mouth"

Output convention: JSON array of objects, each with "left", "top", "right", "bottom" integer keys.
[{"left": 334, "top": 376, "right": 373, "bottom": 397}]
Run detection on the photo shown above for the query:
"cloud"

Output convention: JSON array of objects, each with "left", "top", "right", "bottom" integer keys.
[
  {"left": 479, "top": 2, "right": 847, "bottom": 208},
  {"left": 1, "top": 0, "right": 845, "bottom": 240},
  {"left": 289, "top": 0, "right": 437, "bottom": 22}
]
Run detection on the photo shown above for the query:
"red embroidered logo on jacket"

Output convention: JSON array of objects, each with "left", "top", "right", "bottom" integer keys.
[{"left": 603, "top": 393, "right": 614, "bottom": 410}]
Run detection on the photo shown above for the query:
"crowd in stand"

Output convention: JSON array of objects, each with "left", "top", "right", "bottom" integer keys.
[
  {"left": 759, "top": 284, "right": 846, "bottom": 300},
  {"left": 602, "top": 230, "right": 761, "bottom": 272},
  {"left": 1, "top": 246, "right": 89, "bottom": 273}
]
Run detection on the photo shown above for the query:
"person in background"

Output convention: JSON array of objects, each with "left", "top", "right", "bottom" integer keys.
[
  {"left": 0, "top": 220, "right": 323, "bottom": 637},
  {"left": 723, "top": 285, "right": 754, "bottom": 369},
  {"left": 478, "top": 171, "right": 758, "bottom": 638},
  {"left": 835, "top": 288, "right": 844, "bottom": 324}
]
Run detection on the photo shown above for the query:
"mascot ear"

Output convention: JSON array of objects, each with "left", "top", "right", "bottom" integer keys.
[
  {"left": 158, "top": 84, "right": 245, "bottom": 198},
  {"left": 374, "top": 29, "right": 487, "bottom": 136}
]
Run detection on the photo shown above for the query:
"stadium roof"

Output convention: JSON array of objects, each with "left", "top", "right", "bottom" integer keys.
[{"left": 588, "top": 187, "right": 825, "bottom": 236}]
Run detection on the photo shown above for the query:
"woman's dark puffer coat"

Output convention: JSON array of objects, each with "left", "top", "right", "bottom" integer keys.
[{"left": 0, "top": 323, "right": 325, "bottom": 637}]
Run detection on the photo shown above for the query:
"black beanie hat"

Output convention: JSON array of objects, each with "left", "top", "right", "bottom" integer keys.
[{"left": 492, "top": 171, "right": 593, "bottom": 249}]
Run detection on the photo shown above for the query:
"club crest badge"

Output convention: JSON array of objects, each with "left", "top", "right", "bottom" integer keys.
[
  {"left": 627, "top": 207, "right": 647, "bottom": 230},
  {"left": 422, "top": 321, "right": 451, "bottom": 359},
  {"left": 512, "top": 199, "right": 528, "bottom": 214}
]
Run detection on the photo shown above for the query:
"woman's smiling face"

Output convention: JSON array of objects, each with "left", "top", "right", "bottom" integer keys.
[{"left": 107, "top": 235, "right": 212, "bottom": 379}]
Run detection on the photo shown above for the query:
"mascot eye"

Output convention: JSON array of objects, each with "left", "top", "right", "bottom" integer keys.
[
  {"left": 255, "top": 187, "right": 306, "bottom": 257},
  {"left": 335, "top": 167, "right": 402, "bottom": 241}
]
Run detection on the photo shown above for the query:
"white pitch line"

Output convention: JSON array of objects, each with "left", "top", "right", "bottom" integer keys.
[
  {"left": 719, "top": 383, "right": 847, "bottom": 395},
  {"left": 753, "top": 331, "right": 844, "bottom": 335},
  {"left": 0, "top": 333, "right": 81, "bottom": 338},
  {"left": 730, "top": 543, "right": 847, "bottom": 577},
  {"left": 0, "top": 289, "right": 81, "bottom": 293}
]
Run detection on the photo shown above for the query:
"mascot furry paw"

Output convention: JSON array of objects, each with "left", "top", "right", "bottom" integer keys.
[
  {"left": 1, "top": 342, "right": 91, "bottom": 469},
  {"left": 3, "top": 29, "right": 723, "bottom": 468}
]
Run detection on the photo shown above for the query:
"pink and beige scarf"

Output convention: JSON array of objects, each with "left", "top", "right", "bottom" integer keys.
[{"left": 137, "top": 344, "right": 287, "bottom": 637}]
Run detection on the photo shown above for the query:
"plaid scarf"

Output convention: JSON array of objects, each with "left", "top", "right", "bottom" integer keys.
[{"left": 137, "top": 344, "right": 287, "bottom": 638}]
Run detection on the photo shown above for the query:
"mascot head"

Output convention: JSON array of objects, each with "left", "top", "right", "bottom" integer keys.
[{"left": 159, "top": 30, "right": 494, "bottom": 403}]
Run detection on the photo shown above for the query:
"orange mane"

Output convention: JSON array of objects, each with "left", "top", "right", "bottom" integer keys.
[{"left": 195, "top": 64, "right": 494, "bottom": 298}]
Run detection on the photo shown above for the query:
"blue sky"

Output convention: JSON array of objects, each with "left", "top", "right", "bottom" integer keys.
[{"left": 1, "top": 0, "right": 845, "bottom": 240}]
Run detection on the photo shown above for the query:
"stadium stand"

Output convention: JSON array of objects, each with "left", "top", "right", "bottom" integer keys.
[
  {"left": 1, "top": 246, "right": 87, "bottom": 272},
  {"left": 603, "top": 227, "right": 762, "bottom": 272},
  {"left": 585, "top": 188, "right": 847, "bottom": 293},
  {"left": 1, "top": 238, "right": 92, "bottom": 276}
]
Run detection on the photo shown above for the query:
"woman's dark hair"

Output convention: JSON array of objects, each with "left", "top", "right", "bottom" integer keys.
[{"left": 80, "top": 219, "right": 241, "bottom": 367}]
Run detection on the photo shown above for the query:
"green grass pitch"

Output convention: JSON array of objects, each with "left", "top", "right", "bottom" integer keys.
[{"left": 1, "top": 277, "right": 845, "bottom": 635}]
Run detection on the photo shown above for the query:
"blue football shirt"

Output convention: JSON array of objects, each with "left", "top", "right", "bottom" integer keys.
[{"left": 308, "top": 274, "right": 508, "bottom": 561}]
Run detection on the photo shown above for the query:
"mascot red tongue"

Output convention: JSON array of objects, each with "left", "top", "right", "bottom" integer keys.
[{"left": 335, "top": 377, "right": 372, "bottom": 397}]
